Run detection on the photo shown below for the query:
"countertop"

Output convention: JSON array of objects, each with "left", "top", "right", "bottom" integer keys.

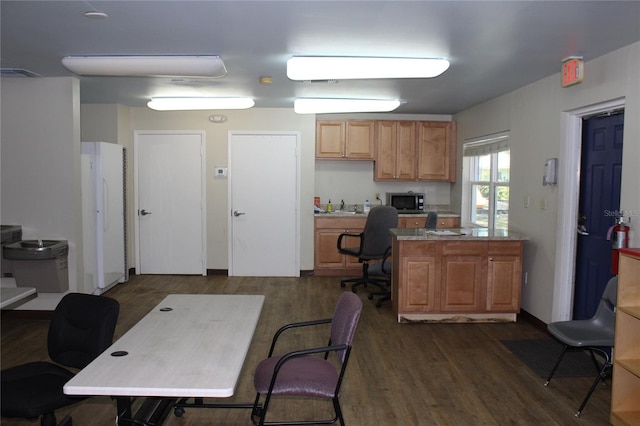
[{"left": 390, "top": 227, "right": 529, "bottom": 241}]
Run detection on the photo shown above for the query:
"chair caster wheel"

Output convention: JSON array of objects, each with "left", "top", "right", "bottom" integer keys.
[{"left": 174, "top": 407, "right": 185, "bottom": 417}]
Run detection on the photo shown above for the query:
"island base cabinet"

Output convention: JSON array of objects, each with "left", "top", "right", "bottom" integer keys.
[
  {"left": 440, "top": 242, "right": 485, "bottom": 312},
  {"left": 393, "top": 239, "right": 523, "bottom": 322},
  {"left": 393, "top": 240, "right": 439, "bottom": 313},
  {"left": 487, "top": 242, "right": 523, "bottom": 312}
]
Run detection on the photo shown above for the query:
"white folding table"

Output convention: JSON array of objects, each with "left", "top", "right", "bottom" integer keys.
[
  {"left": 64, "top": 294, "right": 265, "bottom": 425},
  {"left": 0, "top": 287, "right": 36, "bottom": 310}
]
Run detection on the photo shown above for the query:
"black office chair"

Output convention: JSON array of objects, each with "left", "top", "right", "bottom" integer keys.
[
  {"left": 337, "top": 205, "right": 398, "bottom": 293},
  {"left": 368, "top": 212, "right": 437, "bottom": 306},
  {"left": 544, "top": 276, "right": 617, "bottom": 417},
  {"left": 1, "top": 293, "right": 120, "bottom": 426},
  {"left": 367, "top": 247, "right": 393, "bottom": 307},
  {"left": 425, "top": 211, "right": 438, "bottom": 229}
]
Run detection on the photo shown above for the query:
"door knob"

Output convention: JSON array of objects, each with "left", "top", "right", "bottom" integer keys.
[
  {"left": 233, "top": 210, "right": 245, "bottom": 217},
  {"left": 139, "top": 209, "right": 152, "bottom": 216}
]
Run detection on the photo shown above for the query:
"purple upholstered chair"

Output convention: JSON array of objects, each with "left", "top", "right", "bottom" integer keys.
[{"left": 251, "top": 291, "right": 363, "bottom": 426}]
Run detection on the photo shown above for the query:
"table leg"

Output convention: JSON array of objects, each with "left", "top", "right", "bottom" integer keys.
[{"left": 114, "top": 396, "right": 176, "bottom": 426}]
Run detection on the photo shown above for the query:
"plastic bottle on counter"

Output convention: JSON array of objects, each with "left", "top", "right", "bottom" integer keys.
[
  {"left": 364, "top": 199, "right": 371, "bottom": 213},
  {"left": 327, "top": 199, "right": 333, "bottom": 212}
]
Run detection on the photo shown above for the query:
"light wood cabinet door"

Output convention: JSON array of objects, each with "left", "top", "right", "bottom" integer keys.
[
  {"left": 316, "top": 120, "right": 374, "bottom": 160},
  {"left": 345, "top": 121, "right": 375, "bottom": 159},
  {"left": 314, "top": 229, "right": 346, "bottom": 269},
  {"left": 374, "top": 121, "right": 398, "bottom": 179},
  {"left": 374, "top": 121, "right": 416, "bottom": 180},
  {"left": 417, "top": 121, "right": 456, "bottom": 181},
  {"left": 314, "top": 217, "right": 365, "bottom": 275},
  {"left": 486, "top": 242, "right": 522, "bottom": 312},
  {"left": 397, "top": 241, "right": 439, "bottom": 312},
  {"left": 440, "top": 242, "right": 486, "bottom": 312},
  {"left": 396, "top": 121, "right": 417, "bottom": 179},
  {"left": 316, "top": 121, "right": 344, "bottom": 158}
]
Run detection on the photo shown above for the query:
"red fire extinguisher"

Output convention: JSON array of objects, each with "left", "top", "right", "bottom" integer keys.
[{"left": 607, "top": 217, "right": 630, "bottom": 275}]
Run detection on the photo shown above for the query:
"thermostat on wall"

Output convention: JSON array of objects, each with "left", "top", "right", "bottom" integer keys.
[{"left": 214, "top": 166, "right": 227, "bottom": 177}]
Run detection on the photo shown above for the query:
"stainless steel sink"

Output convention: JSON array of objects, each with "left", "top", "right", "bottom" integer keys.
[{"left": 3, "top": 239, "right": 68, "bottom": 260}]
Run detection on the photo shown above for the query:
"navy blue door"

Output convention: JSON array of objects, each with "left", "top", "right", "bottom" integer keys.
[{"left": 573, "top": 112, "right": 624, "bottom": 319}]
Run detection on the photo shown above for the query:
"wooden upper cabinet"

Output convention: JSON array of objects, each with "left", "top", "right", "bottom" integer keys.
[
  {"left": 345, "top": 121, "right": 375, "bottom": 159},
  {"left": 316, "top": 121, "right": 344, "bottom": 158},
  {"left": 374, "top": 121, "right": 417, "bottom": 180},
  {"left": 374, "top": 120, "right": 456, "bottom": 182},
  {"left": 316, "top": 120, "right": 374, "bottom": 160},
  {"left": 417, "top": 121, "right": 456, "bottom": 182}
]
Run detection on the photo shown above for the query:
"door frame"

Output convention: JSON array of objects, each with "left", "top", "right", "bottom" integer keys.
[
  {"left": 553, "top": 97, "right": 625, "bottom": 321},
  {"left": 133, "top": 130, "right": 207, "bottom": 275},
  {"left": 227, "top": 131, "right": 301, "bottom": 276}
]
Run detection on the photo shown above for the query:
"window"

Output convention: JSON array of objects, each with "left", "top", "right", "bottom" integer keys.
[{"left": 463, "top": 132, "right": 510, "bottom": 231}]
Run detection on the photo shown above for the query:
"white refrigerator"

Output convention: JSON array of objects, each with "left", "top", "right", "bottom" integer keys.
[{"left": 81, "top": 142, "right": 127, "bottom": 294}]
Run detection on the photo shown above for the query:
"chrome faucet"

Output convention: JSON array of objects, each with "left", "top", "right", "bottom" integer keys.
[{"left": 340, "top": 200, "right": 345, "bottom": 211}]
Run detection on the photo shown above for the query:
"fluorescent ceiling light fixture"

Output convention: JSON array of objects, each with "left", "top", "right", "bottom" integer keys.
[
  {"left": 61, "top": 55, "right": 226, "bottom": 77},
  {"left": 287, "top": 56, "right": 449, "bottom": 80},
  {"left": 294, "top": 98, "right": 400, "bottom": 114},
  {"left": 147, "top": 97, "right": 255, "bottom": 111}
]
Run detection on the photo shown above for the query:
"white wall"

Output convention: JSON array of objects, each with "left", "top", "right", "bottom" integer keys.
[
  {"left": 453, "top": 42, "right": 640, "bottom": 323},
  {"left": 1, "top": 77, "right": 82, "bottom": 309},
  {"left": 126, "top": 108, "right": 316, "bottom": 270}
]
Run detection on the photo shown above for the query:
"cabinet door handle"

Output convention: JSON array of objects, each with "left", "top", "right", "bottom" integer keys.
[{"left": 489, "top": 257, "right": 494, "bottom": 261}]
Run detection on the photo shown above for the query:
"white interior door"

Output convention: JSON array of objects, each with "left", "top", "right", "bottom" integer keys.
[
  {"left": 229, "top": 132, "right": 300, "bottom": 276},
  {"left": 135, "top": 131, "right": 206, "bottom": 275}
]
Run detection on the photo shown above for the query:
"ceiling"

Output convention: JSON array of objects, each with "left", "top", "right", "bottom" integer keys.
[{"left": 2, "top": 1, "right": 639, "bottom": 114}]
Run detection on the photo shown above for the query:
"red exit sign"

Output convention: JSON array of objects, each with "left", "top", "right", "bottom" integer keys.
[{"left": 562, "top": 57, "right": 584, "bottom": 87}]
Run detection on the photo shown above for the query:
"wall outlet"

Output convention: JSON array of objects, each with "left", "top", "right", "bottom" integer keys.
[{"left": 375, "top": 192, "right": 381, "bottom": 200}]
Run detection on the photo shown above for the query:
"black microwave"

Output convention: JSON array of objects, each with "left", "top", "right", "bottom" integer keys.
[{"left": 386, "top": 192, "right": 425, "bottom": 213}]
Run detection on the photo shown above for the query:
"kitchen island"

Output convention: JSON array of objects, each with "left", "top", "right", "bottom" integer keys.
[{"left": 390, "top": 228, "right": 528, "bottom": 323}]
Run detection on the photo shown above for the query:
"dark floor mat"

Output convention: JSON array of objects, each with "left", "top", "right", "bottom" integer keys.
[{"left": 501, "top": 339, "right": 599, "bottom": 378}]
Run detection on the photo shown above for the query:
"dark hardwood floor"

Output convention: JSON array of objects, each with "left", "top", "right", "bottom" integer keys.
[{"left": 1, "top": 274, "right": 612, "bottom": 425}]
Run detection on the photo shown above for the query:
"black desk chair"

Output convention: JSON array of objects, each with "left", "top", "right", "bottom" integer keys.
[
  {"left": 544, "top": 276, "right": 617, "bottom": 417},
  {"left": 368, "top": 212, "right": 437, "bottom": 306},
  {"left": 1, "top": 293, "right": 120, "bottom": 426},
  {"left": 337, "top": 206, "right": 398, "bottom": 293},
  {"left": 367, "top": 247, "right": 392, "bottom": 307},
  {"left": 425, "top": 211, "right": 438, "bottom": 229}
]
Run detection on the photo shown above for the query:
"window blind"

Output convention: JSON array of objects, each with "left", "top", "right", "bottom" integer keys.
[{"left": 463, "top": 131, "right": 510, "bottom": 157}]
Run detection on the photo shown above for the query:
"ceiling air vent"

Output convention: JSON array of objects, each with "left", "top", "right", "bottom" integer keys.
[{"left": 1, "top": 68, "right": 42, "bottom": 78}]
